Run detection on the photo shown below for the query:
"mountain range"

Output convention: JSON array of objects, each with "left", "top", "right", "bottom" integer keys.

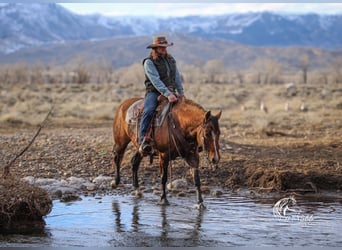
[{"left": 0, "top": 3, "right": 341, "bottom": 68}]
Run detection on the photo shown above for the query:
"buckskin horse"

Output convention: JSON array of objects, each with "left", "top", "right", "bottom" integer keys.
[{"left": 112, "top": 96, "right": 221, "bottom": 208}]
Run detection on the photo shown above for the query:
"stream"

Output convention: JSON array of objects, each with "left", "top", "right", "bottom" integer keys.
[{"left": 1, "top": 190, "right": 341, "bottom": 247}]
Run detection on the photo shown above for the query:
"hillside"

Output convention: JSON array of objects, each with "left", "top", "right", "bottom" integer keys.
[{"left": 0, "top": 33, "right": 339, "bottom": 71}]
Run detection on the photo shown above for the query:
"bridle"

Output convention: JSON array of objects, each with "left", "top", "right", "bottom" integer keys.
[
  {"left": 165, "top": 104, "right": 220, "bottom": 171},
  {"left": 197, "top": 119, "right": 220, "bottom": 164}
]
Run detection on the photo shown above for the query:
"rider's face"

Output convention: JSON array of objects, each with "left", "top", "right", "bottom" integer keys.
[{"left": 156, "top": 47, "right": 167, "bottom": 56}]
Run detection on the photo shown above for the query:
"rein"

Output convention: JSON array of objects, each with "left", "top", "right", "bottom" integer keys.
[
  {"left": 167, "top": 106, "right": 183, "bottom": 159},
  {"left": 166, "top": 103, "right": 180, "bottom": 186},
  {"left": 166, "top": 103, "right": 212, "bottom": 165},
  {"left": 166, "top": 102, "right": 192, "bottom": 184},
  {"left": 198, "top": 125, "right": 211, "bottom": 165},
  {"left": 167, "top": 103, "right": 174, "bottom": 185},
  {"left": 165, "top": 101, "right": 218, "bottom": 182},
  {"left": 167, "top": 103, "right": 193, "bottom": 160}
]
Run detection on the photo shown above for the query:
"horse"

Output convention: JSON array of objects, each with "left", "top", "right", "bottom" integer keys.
[{"left": 112, "top": 96, "right": 221, "bottom": 208}]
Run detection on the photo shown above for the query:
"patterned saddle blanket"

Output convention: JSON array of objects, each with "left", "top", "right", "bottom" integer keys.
[{"left": 125, "top": 98, "right": 171, "bottom": 127}]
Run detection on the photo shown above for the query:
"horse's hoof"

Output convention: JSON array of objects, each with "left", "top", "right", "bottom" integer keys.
[
  {"left": 157, "top": 199, "right": 170, "bottom": 206},
  {"left": 111, "top": 181, "right": 119, "bottom": 189},
  {"left": 133, "top": 189, "right": 143, "bottom": 198},
  {"left": 195, "top": 203, "right": 206, "bottom": 210}
]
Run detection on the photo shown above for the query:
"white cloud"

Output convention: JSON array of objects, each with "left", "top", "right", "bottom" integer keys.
[{"left": 59, "top": 3, "right": 342, "bottom": 17}]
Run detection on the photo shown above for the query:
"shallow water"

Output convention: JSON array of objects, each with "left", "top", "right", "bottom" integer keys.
[{"left": 1, "top": 191, "right": 342, "bottom": 247}]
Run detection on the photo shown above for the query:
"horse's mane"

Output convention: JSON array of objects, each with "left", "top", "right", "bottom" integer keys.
[
  {"left": 173, "top": 98, "right": 207, "bottom": 130},
  {"left": 183, "top": 98, "right": 220, "bottom": 132},
  {"left": 183, "top": 98, "right": 206, "bottom": 112}
]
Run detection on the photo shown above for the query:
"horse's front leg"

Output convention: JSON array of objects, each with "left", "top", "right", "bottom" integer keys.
[
  {"left": 158, "top": 154, "right": 170, "bottom": 205},
  {"left": 187, "top": 153, "right": 205, "bottom": 209},
  {"left": 193, "top": 168, "right": 205, "bottom": 209},
  {"left": 131, "top": 151, "right": 143, "bottom": 197}
]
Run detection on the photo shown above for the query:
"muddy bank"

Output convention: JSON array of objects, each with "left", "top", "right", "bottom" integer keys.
[
  {"left": 220, "top": 140, "right": 342, "bottom": 193},
  {"left": 0, "top": 178, "right": 52, "bottom": 234}
]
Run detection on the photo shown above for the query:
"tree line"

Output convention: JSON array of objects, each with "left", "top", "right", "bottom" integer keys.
[{"left": 0, "top": 55, "right": 341, "bottom": 85}]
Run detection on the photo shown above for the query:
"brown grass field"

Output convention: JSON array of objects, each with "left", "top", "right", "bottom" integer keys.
[{"left": 0, "top": 81, "right": 341, "bottom": 195}]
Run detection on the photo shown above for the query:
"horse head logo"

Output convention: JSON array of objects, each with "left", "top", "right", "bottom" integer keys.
[{"left": 273, "top": 196, "right": 298, "bottom": 218}]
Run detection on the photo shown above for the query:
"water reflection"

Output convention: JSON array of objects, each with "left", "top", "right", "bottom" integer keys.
[
  {"left": 112, "top": 201, "right": 123, "bottom": 233},
  {"left": 131, "top": 200, "right": 140, "bottom": 232},
  {"left": 160, "top": 205, "right": 169, "bottom": 241},
  {"left": 111, "top": 196, "right": 205, "bottom": 246},
  {"left": 112, "top": 199, "right": 141, "bottom": 233}
]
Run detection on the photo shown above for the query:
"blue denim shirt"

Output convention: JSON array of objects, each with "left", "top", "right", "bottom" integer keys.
[{"left": 143, "top": 58, "right": 184, "bottom": 97}]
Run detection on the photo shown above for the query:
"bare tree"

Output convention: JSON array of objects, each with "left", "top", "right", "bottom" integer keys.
[
  {"left": 331, "top": 57, "right": 342, "bottom": 84},
  {"left": 2, "top": 107, "right": 53, "bottom": 178},
  {"left": 95, "top": 59, "right": 114, "bottom": 84},
  {"left": 299, "top": 54, "right": 310, "bottom": 84},
  {"left": 252, "top": 59, "right": 283, "bottom": 84},
  {"left": 203, "top": 59, "right": 225, "bottom": 83},
  {"left": 181, "top": 64, "right": 202, "bottom": 83},
  {"left": 10, "top": 63, "right": 29, "bottom": 84},
  {"left": 30, "top": 62, "right": 44, "bottom": 85},
  {"left": 235, "top": 70, "right": 245, "bottom": 85},
  {"left": 118, "top": 63, "right": 145, "bottom": 90}
]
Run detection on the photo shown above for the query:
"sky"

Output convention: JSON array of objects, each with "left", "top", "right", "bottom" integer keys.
[{"left": 59, "top": 3, "right": 342, "bottom": 17}]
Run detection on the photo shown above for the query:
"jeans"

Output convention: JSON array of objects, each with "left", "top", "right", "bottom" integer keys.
[{"left": 139, "top": 91, "right": 159, "bottom": 145}]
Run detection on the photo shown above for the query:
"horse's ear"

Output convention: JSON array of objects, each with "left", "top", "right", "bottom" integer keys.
[
  {"left": 216, "top": 110, "right": 222, "bottom": 120},
  {"left": 204, "top": 111, "right": 211, "bottom": 122}
]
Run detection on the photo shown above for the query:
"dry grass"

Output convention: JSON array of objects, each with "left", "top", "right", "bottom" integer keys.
[{"left": 0, "top": 81, "right": 341, "bottom": 133}]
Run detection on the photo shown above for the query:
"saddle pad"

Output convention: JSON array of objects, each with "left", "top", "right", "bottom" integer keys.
[
  {"left": 125, "top": 99, "right": 171, "bottom": 126},
  {"left": 125, "top": 99, "right": 144, "bottom": 124}
]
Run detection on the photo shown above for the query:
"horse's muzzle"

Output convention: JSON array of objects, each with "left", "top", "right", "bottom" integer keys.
[{"left": 211, "top": 156, "right": 220, "bottom": 164}]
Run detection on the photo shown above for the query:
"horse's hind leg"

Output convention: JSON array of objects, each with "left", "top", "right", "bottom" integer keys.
[
  {"left": 112, "top": 142, "right": 129, "bottom": 186},
  {"left": 158, "top": 154, "right": 170, "bottom": 205},
  {"left": 131, "top": 151, "right": 143, "bottom": 193}
]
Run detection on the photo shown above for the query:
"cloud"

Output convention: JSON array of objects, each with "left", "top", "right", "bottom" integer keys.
[{"left": 60, "top": 3, "right": 342, "bottom": 17}]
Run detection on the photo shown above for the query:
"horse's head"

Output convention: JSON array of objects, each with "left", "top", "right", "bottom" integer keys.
[{"left": 197, "top": 110, "right": 222, "bottom": 164}]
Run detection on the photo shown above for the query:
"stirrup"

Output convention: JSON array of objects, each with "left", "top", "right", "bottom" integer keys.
[{"left": 139, "top": 141, "right": 152, "bottom": 155}]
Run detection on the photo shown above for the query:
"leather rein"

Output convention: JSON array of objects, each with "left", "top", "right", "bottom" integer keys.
[{"left": 166, "top": 104, "right": 212, "bottom": 164}]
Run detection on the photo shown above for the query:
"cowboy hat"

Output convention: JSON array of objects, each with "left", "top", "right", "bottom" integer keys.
[{"left": 146, "top": 36, "right": 174, "bottom": 49}]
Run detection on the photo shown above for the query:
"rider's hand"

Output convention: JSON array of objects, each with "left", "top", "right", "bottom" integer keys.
[{"left": 167, "top": 93, "right": 178, "bottom": 103}]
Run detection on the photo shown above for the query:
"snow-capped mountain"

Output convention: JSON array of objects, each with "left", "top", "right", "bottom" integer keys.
[
  {"left": 1, "top": 3, "right": 342, "bottom": 54},
  {"left": 0, "top": 3, "right": 133, "bottom": 53}
]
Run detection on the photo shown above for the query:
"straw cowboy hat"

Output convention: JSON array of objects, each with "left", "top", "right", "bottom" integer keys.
[{"left": 146, "top": 36, "right": 174, "bottom": 49}]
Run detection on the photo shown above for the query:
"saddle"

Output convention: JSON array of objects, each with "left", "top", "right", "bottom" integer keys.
[{"left": 125, "top": 96, "right": 171, "bottom": 143}]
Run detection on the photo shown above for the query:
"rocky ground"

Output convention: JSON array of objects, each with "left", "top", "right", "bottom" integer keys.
[{"left": 0, "top": 120, "right": 341, "bottom": 201}]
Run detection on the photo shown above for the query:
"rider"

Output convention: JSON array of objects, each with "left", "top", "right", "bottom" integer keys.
[{"left": 139, "top": 35, "right": 185, "bottom": 154}]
